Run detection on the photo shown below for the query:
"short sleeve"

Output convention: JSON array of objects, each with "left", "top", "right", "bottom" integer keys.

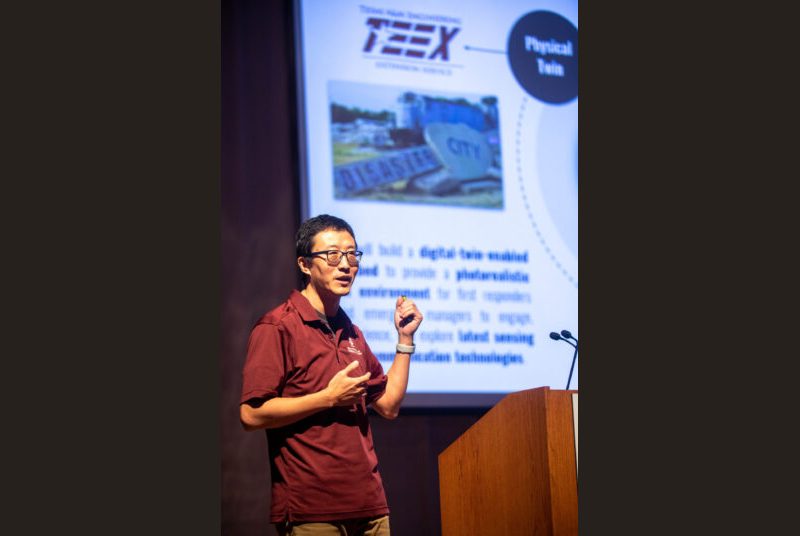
[{"left": 240, "top": 322, "right": 289, "bottom": 406}]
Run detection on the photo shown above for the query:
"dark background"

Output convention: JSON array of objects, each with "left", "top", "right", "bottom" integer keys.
[{"left": 221, "top": 1, "right": 487, "bottom": 534}]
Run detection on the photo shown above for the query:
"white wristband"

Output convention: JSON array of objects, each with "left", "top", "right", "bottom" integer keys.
[{"left": 396, "top": 343, "right": 415, "bottom": 354}]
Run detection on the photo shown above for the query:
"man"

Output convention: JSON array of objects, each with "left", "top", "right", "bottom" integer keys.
[{"left": 240, "top": 214, "right": 422, "bottom": 535}]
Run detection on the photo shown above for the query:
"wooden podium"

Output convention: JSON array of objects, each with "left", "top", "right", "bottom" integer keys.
[{"left": 438, "top": 387, "right": 578, "bottom": 536}]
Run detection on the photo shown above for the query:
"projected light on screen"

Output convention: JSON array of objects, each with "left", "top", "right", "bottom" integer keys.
[{"left": 294, "top": 0, "right": 578, "bottom": 406}]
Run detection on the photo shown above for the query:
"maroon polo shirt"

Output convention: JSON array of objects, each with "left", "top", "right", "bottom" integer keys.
[{"left": 241, "top": 290, "right": 390, "bottom": 523}]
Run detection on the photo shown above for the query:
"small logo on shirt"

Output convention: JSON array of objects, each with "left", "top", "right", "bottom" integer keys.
[{"left": 346, "top": 337, "right": 363, "bottom": 355}]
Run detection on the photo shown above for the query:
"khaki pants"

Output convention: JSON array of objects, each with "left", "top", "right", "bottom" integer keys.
[{"left": 275, "top": 515, "right": 390, "bottom": 536}]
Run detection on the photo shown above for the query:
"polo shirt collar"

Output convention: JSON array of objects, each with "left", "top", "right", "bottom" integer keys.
[{"left": 288, "top": 289, "right": 351, "bottom": 327}]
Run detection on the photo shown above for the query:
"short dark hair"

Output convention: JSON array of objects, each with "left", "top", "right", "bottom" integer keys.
[{"left": 295, "top": 214, "right": 356, "bottom": 259}]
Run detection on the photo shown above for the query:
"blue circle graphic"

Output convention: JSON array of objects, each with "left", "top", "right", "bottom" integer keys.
[{"left": 507, "top": 11, "right": 578, "bottom": 105}]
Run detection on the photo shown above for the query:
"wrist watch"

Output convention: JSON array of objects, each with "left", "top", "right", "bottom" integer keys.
[{"left": 396, "top": 343, "right": 415, "bottom": 354}]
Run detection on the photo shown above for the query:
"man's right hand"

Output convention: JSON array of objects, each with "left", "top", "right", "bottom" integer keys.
[{"left": 325, "top": 360, "right": 371, "bottom": 407}]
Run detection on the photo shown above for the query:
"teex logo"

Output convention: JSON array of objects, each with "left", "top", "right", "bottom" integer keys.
[{"left": 363, "top": 17, "right": 460, "bottom": 61}]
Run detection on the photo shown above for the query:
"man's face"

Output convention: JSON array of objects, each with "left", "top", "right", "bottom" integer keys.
[{"left": 302, "top": 228, "right": 359, "bottom": 298}]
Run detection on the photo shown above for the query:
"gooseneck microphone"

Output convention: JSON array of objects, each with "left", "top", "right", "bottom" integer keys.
[
  {"left": 549, "top": 331, "right": 576, "bottom": 347},
  {"left": 560, "top": 330, "right": 578, "bottom": 344},
  {"left": 549, "top": 329, "right": 579, "bottom": 389}
]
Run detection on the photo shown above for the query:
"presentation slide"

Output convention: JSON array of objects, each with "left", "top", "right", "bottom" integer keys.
[{"left": 294, "top": 0, "right": 578, "bottom": 405}]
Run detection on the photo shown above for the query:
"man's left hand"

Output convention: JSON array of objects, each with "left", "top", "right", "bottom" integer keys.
[{"left": 394, "top": 295, "right": 423, "bottom": 338}]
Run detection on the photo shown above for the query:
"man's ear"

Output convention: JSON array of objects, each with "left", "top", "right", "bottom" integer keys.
[{"left": 297, "top": 256, "right": 311, "bottom": 276}]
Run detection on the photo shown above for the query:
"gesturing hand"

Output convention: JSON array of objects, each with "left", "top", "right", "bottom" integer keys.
[
  {"left": 326, "top": 360, "right": 371, "bottom": 407},
  {"left": 394, "top": 295, "right": 423, "bottom": 337}
]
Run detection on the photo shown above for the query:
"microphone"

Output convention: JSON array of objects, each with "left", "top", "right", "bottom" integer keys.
[
  {"left": 549, "top": 328, "right": 579, "bottom": 389},
  {"left": 549, "top": 331, "right": 576, "bottom": 347},
  {"left": 560, "top": 329, "right": 578, "bottom": 343}
]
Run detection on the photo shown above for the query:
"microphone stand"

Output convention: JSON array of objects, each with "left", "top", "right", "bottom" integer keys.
[
  {"left": 565, "top": 341, "right": 578, "bottom": 390},
  {"left": 550, "top": 332, "right": 579, "bottom": 390}
]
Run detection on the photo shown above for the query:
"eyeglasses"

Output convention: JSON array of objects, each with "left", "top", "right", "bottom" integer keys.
[{"left": 307, "top": 249, "right": 363, "bottom": 266}]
